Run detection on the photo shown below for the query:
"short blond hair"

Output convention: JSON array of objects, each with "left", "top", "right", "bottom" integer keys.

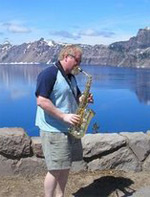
[{"left": 58, "top": 44, "right": 83, "bottom": 61}]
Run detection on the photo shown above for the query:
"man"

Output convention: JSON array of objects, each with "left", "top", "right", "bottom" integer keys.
[{"left": 35, "top": 44, "right": 92, "bottom": 197}]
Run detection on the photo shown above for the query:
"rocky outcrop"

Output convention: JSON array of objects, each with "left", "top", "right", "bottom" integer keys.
[
  {"left": 1, "top": 128, "right": 150, "bottom": 176},
  {"left": 1, "top": 28, "right": 150, "bottom": 68},
  {"left": 0, "top": 128, "right": 31, "bottom": 158}
]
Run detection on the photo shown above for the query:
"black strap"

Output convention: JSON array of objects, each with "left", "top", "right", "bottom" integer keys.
[{"left": 55, "top": 61, "right": 79, "bottom": 103}]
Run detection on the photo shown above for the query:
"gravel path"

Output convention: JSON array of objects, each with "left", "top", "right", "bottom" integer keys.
[{"left": 0, "top": 170, "right": 150, "bottom": 197}]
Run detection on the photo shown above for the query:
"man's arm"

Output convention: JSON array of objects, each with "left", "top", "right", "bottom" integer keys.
[{"left": 37, "top": 95, "right": 80, "bottom": 126}]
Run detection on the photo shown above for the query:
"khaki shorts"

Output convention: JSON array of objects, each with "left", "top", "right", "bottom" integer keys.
[{"left": 40, "top": 131, "right": 83, "bottom": 171}]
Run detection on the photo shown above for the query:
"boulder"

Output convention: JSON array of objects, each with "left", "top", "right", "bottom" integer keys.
[
  {"left": 82, "top": 133, "right": 126, "bottom": 158},
  {"left": 15, "top": 157, "right": 46, "bottom": 175},
  {"left": 87, "top": 147, "right": 142, "bottom": 172},
  {"left": 71, "top": 160, "right": 87, "bottom": 172},
  {"left": 120, "top": 132, "right": 150, "bottom": 161},
  {"left": 0, "top": 128, "right": 31, "bottom": 158},
  {"left": 0, "top": 155, "right": 18, "bottom": 176},
  {"left": 143, "top": 154, "right": 150, "bottom": 171},
  {"left": 31, "top": 137, "right": 43, "bottom": 157}
]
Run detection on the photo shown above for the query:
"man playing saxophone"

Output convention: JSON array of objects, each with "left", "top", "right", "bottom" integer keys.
[{"left": 35, "top": 44, "right": 93, "bottom": 197}]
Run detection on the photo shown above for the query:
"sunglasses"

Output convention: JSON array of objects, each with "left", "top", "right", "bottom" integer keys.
[{"left": 68, "top": 54, "right": 81, "bottom": 64}]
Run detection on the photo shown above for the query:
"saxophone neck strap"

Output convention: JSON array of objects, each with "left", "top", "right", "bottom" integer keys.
[{"left": 55, "top": 61, "right": 79, "bottom": 103}]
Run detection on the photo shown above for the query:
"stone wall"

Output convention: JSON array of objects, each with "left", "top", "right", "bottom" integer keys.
[{"left": 0, "top": 127, "right": 150, "bottom": 176}]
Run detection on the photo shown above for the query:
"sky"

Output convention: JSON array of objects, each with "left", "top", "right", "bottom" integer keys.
[{"left": 0, "top": 0, "right": 150, "bottom": 46}]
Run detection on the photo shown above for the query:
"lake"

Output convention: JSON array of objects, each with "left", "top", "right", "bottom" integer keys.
[{"left": 0, "top": 64, "right": 150, "bottom": 136}]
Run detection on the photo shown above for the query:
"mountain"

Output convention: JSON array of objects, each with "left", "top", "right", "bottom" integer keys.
[{"left": 1, "top": 28, "right": 150, "bottom": 68}]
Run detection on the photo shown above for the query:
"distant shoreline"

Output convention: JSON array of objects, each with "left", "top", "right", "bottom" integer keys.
[
  {"left": 0, "top": 62, "right": 40, "bottom": 65},
  {"left": 0, "top": 62, "right": 150, "bottom": 69}
]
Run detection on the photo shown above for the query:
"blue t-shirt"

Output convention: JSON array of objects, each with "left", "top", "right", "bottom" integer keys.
[{"left": 35, "top": 62, "right": 81, "bottom": 132}]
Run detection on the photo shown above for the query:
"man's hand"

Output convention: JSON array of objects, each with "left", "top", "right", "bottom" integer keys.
[
  {"left": 63, "top": 114, "right": 81, "bottom": 126},
  {"left": 88, "top": 93, "right": 94, "bottom": 103},
  {"left": 79, "top": 93, "right": 94, "bottom": 103},
  {"left": 37, "top": 96, "right": 81, "bottom": 126}
]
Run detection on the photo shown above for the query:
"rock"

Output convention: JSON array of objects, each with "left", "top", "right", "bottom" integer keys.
[
  {"left": 15, "top": 157, "right": 46, "bottom": 175},
  {"left": 87, "top": 147, "right": 141, "bottom": 172},
  {"left": 132, "top": 186, "right": 150, "bottom": 197},
  {"left": 143, "top": 154, "right": 150, "bottom": 171},
  {"left": 31, "top": 137, "right": 43, "bottom": 157},
  {"left": 0, "top": 128, "right": 31, "bottom": 158},
  {"left": 1, "top": 129, "right": 150, "bottom": 175},
  {"left": 71, "top": 160, "right": 87, "bottom": 172},
  {"left": 120, "top": 132, "right": 150, "bottom": 161},
  {"left": 0, "top": 155, "right": 18, "bottom": 176},
  {"left": 82, "top": 133, "right": 126, "bottom": 158}
]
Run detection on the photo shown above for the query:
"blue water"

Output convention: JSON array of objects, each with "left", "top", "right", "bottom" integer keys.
[{"left": 0, "top": 64, "right": 150, "bottom": 136}]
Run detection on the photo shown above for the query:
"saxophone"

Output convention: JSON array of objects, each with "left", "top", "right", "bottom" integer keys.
[{"left": 69, "top": 67, "right": 95, "bottom": 139}]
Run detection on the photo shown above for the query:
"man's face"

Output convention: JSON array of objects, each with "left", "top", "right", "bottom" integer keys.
[{"left": 65, "top": 52, "right": 82, "bottom": 73}]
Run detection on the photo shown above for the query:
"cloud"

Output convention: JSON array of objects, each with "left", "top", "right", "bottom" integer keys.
[
  {"left": 79, "top": 29, "right": 115, "bottom": 38},
  {"left": 2, "top": 22, "right": 31, "bottom": 33},
  {"left": 49, "top": 29, "right": 115, "bottom": 40},
  {"left": 49, "top": 30, "right": 80, "bottom": 40}
]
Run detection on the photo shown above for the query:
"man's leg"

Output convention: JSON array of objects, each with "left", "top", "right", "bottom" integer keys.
[
  {"left": 44, "top": 171, "right": 59, "bottom": 197},
  {"left": 55, "top": 169, "right": 70, "bottom": 197},
  {"left": 44, "top": 169, "right": 70, "bottom": 197}
]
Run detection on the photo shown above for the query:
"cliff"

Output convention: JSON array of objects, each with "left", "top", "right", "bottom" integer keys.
[{"left": 1, "top": 28, "right": 150, "bottom": 68}]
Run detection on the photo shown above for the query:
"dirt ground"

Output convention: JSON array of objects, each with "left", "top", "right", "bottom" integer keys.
[{"left": 0, "top": 170, "right": 150, "bottom": 197}]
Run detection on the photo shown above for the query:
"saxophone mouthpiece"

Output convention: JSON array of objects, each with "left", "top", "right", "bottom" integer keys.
[
  {"left": 74, "top": 66, "right": 90, "bottom": 78},
  {"left": 71, "top": 66, "right": 82, "bottom": 75},
  {"left": 78, "top": 67, "right": 83, "bottom": 72}
]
